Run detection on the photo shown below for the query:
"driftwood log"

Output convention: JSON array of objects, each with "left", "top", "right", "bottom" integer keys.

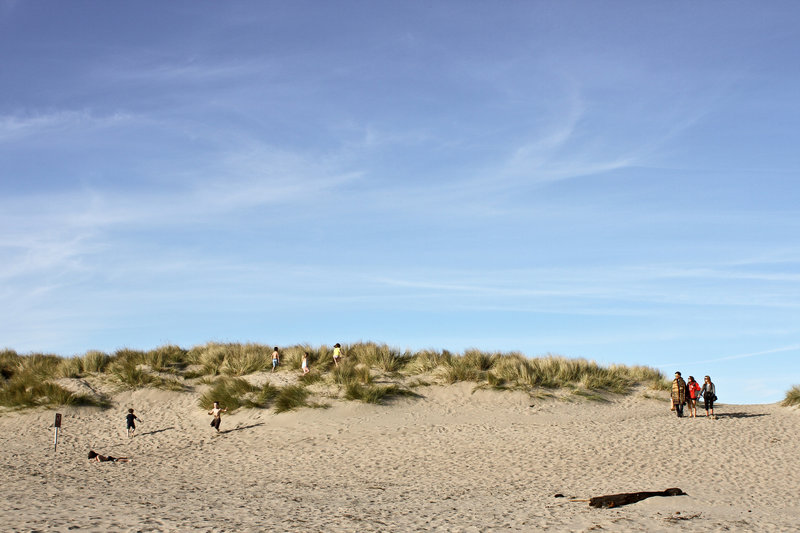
[{"left": 586, "top": 488, "right": 686, "bottom": 508}]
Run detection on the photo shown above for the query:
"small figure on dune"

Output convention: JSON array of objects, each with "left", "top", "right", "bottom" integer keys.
[
  {"left": 686, "top": 376, "right": 701, "bottom": 418},
  {"left": 88, "top": 450, "right": 130, "bottom": 463},
  {"left": 272, "top": 347, "right": 280, "bottom": 373},
  {"left": 333, "top": 343, "right": 343, "bottom": 367},
  {"left": 208, "top": 401, "right": 227, "bottom": 432},
  {"left": 671, "top": 372, "right": 687, "bottom": 418},
  {"left": 701, "top": 375, "right": 717, "bottom": 418},
  {"left": 126, "top": 408, "right": 141, "bottom": 438},
  {"left": 301, "top": 352, "right": 310, "bottom": 375}
]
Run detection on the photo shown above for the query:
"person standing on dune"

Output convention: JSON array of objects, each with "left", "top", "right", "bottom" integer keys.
[
  {"left": 332, "top": 343, "right": 343, "bottom": 367},
  {"left": 671, "top": 372, "right": 687, "bottom": 418},
  {"left": 271, "top": 347, "right": 280, "bottom": 373}
]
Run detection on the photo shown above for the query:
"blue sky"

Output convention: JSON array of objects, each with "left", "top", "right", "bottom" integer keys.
[{"left": 2, "top": 2, "right": 799, "bottom": 403}]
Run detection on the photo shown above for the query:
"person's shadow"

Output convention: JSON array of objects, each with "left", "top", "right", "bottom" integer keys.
[
  {"left": 717, "top": 412, "right": 767, "bottom": 419},
  {"left": 219, "top": 423, "right": 264, "bottom": 434},
  {"left": 137, "top": 427, "right": 176, "bottom": 436}
]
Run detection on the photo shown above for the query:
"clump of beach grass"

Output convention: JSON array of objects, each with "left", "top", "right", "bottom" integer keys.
[
  {"left": 140, "top": 345, "right": 189, "bottom": 372},
  {"left": 298, "top": 370, "right": 324, "bottom": 385},
  {"left": 198, "top": 377, "right": 263, "bottom": 411},
  {"left": 110, "top": 350, "right": 157, "bottom": 388},
  {"left": 82, "top": 350, "right": 111, "bottom": 373},
  {"left": 344, "top": 383, "right": 418, "bottom": 404},
  {"left": 108, "top": 348, "right": 186, "bottom": 391},
  {"left": 330, "top": 359, "right": 369, "bottom": 388},
  {"left": 405, "top": 349, "right": 451, "bottom": 374},
  {"left": 347, "top": 342, "right": 410, "bottom": 373},
  {"left": 273, "top": 384, "right": 310, "bottom": 413},
  {"left": 187, "top": 342, "right": 272, "bottom": 376},
  {"left": 0, "top": 378, "right": 103, "bottom": 408},
  {"left": 782, "top": 385, "right": 800, "bottom": 407},
  {"left": 438, "top": 349, "right": 496, "bottom": 383},
  {"left": 0, "top": 350, "right": 108, "bottom": 408},
  {"left": 57, "top": 357, "right": 84, "bottom": 378}
]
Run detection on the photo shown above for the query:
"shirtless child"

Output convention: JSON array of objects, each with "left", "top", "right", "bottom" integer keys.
[{"left": 208, "top": 402, "right": 227, "bottom": 432}]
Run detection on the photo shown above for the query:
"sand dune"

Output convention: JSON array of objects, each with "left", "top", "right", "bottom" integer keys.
[{"left": 1, "top": 384, "right": 798, "bottom": 532}]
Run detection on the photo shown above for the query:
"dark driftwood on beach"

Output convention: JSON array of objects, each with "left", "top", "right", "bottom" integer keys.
[{"left": 588, "top": 488, "right": 686, "bottom": 508}]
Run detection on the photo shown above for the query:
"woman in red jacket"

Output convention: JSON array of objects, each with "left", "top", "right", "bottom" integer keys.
[{"left": 686, "top": 376, "right": 701, "bottom": 418}]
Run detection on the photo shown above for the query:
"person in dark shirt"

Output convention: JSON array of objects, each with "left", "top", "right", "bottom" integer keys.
[{"left": 126, "top": 408, "right": 141, "bottom": 438}]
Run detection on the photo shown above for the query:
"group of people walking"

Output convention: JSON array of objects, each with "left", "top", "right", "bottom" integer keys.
[
  {"left": 671, "top": 372, "right": 717, "bottom": 418},
  {"left": 272, "top": 344, "right": 344, "bottom": 376}
]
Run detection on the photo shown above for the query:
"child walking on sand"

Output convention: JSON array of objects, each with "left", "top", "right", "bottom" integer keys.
[
  {"left": 126, "top": 408, "right": 141, "bottom": 437},
  {"left": 208, "top": 401, "right": 227, "bottom": 432},
  {"left": 301, "top": 353, "right": 310, "bottom": 375}
]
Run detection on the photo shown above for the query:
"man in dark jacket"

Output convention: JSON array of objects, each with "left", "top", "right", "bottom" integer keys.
[{"left": 671, "top": 372, "right": 687, "bottom": 418}]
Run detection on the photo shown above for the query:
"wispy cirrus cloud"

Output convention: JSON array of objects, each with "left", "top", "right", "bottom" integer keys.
[
  {"left": 658, "top": 344, "right": 800, "bottom": 368},
  {"left": 0, "top": 110, "right": 137, "bottom": 143}
]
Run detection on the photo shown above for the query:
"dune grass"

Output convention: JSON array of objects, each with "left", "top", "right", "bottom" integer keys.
[
  {"left": 782, "top": 385, "right": 800, "bottom": 407},
  {"left": 0, "top": 377, "right": 103, "bottom": 408},
  {"left": 273, "top": 385, "right": 311, "bottom": 413},
  {"left": 0, "top": 350, "right": 108, "bottom": 408},
  {"left": 1, "top": 342, "right": 669, "bottom": 412},
  {"left": 187, "top": 342, "right": 273, "bottom": 376},
  {"left": 346, "top": 342, "right": 410, "bottom": 373},
  {"left": 198, "top": 378, "right": 311, "bottom": 413},
  {"left": 198, "top": 377, "right": 263, "bottom": 411},
  {"left": 344, "top": 383, "right": 419, "bottom": 404},
  {"left": 79, "top": 350, "right": 112, "bottom": 374}
]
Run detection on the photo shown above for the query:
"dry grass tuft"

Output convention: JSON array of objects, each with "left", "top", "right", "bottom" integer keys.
[{"left": 782, "top": 385, "right": 800, "bottom": 407}]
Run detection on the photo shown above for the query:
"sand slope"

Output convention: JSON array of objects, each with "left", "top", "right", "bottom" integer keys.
[{"left": 1, "top": 384, "right": 798, "bottom": 532}]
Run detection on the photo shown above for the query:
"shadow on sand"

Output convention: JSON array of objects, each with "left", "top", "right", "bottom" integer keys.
[
  {"left": 219, "top": 422, "right": 264, "bottom": 434},
  {"left": 717, "top": 412, "right": 767, "bottom": 419},
  {"left": 137, "top": 427, "right": 176, "bottom": 436}
]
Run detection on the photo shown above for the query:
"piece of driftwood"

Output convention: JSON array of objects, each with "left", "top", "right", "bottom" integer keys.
[{"left": 577, "top": 488, "right": 685, "bottom": 508}]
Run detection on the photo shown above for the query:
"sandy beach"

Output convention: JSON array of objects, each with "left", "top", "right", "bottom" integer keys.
[{"left": 1, "top": 384, "right": 798, "bottom": 532}]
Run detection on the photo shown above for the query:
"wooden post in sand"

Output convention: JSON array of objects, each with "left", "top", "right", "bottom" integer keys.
[{"left": 53, "top": 413, "right": 62, "bottom": 452}]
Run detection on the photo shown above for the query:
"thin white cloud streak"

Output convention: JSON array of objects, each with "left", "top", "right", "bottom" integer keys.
[
  {"left": 372, "top": 257, "right": 800, "bottom": 311},
  {"left": 657, "top": 344, "right": 800, "bottom": 368},
  {"left": 1, "top": 145, "right": 359, "bottom": 229},
  {"left": 96, "top": 59, "right": 262, "bottom": 85},
  {"left": 0, "top": 110, "right": 137, "bottom": 143},
  {"left": 0, "top": 144, "right": 363, "bottom": 301}
]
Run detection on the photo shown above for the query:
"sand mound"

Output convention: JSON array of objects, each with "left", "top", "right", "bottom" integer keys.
[{"left": 1, "top": 386, "right": 797, "bottom": 532}]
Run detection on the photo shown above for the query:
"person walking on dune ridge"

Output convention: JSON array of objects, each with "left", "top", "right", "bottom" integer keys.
[
  {"left": 272, "top": 347, "right": 280, "bottom": 373},
  {"left": 333, "top": 343, "right": 343, "bottom": 367}
]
